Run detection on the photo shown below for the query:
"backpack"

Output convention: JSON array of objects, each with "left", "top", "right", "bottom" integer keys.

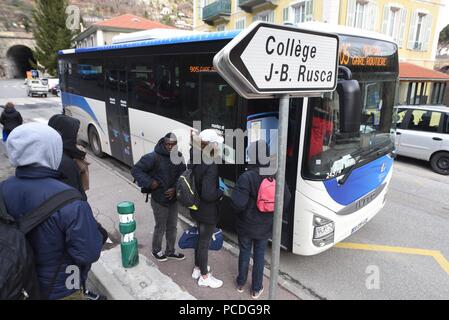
[
  {"left": 0, "top": 188, "right": 83, "bottom": 300},
  {"left": 178, "top": 226, "right": 223, "bottom": 251},
  {"left": 131, "top": 153, "right": 160, "bottom": 203},
  {"left": 176, "top": 167, "right": 199, "bottom": 211},
  {"left": 256, "top": 177, "right": 276, "bottom": 213}
]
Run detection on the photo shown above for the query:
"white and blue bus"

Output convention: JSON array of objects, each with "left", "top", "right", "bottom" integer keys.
[{"left": 58, "top": 23, "right": 398, "bottom": 255}]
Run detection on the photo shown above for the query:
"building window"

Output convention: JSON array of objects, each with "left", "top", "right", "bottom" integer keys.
[
  {"left": 216, "top": 24, "right": 225, "bottom": 31},
  {"left": 284, "top": 0, "right": 313, "bottom": 24},
  {"left": 253, "top": 10, "right": 275, "bottom": 23},
  {"left": 381, "top": 5, "right": 406, "bottom": 46},
  {"left": 408, "top": 10, "right": 432, "bottom": 51},
  {"left": 406, "top": 82, "right": 431, "bottom": 105},
  {"left": 235, "top": 18, "right": 245, "bottom": 30},
  {"left": 346, "top": 0, "right": 376, "bottom": 31}
]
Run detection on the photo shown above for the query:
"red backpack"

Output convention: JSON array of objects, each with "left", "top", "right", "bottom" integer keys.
[{"left": 256, "top": 177, "right": 276, "bottom": 213}]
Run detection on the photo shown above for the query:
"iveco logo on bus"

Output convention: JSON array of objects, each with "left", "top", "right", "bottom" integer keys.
[{"left": 355, "top": 191, "right": 378, "bottom": 211}]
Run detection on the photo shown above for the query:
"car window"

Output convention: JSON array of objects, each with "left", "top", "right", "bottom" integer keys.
[
  {"left": 395, "top": 108, "right": 408, "bottom": 129},
  {"left": 407, "top": 110, "right": 442, "bottom": 133}
]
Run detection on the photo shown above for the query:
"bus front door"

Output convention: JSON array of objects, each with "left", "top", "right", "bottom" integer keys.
[{"left": 105, "top": 69, "right": 133, "bottom": 166}]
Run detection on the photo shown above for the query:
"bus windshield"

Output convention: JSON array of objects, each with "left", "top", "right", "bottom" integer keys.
[{"left": 304, "top": 80, "right": 396, "bottom": 179}]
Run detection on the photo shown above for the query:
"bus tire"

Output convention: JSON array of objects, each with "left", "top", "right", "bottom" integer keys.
[
  {"left": 89, "top": 126, "right": 105, "bottom": 158},
  {"left": 430, "top": 152, "right": 449, "bottom": 175}
]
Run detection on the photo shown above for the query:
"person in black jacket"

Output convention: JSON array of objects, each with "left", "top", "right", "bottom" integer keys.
[
  {"left": 190, "top": 129, "right": 224, "bottom": 289},
  {"left": 0, "top": 102, "right": 23, "bottom": 142},
  {"left": 48, "top": 114, "right": 87, "bottom": 200},
  {"left": 131, "top": 133, "right": 186, "bottom": 262},
  {"left": 231, "top": 140, "right": 291, "bottom": 299}
]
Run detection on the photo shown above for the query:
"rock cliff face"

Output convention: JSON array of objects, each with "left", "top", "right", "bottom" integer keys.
[{"left": 0, "top": 0, "right": 193, "bottom": 32}]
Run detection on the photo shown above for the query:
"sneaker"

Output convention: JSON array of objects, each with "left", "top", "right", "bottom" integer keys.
[
  {"left": 251, "top": 287, "right": 264, "bottom": 299},
  {"left": 192, "top": 266, "right": 210, "bottom": 280},
  {"left": 198, "top": 273, "right": 223, "bottom": 289},
  {"left": 152, "top": 251, "right": 167, "bottom": 262},
  {"left": 167, "top": 252, "right": 186, "bottom": 261},
  {"left": 84, "top": 289, "right": 107, "bottom": 300},
  {"left": 236, "top": 285, "right": 244, "bottom": 293}
]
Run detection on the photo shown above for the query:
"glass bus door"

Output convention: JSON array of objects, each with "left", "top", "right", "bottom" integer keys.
[{"left": 105, "top": 69, "right": 133, "bottom": 166}]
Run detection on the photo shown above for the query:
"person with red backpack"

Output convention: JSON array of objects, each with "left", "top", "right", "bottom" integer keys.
[{"left": 230, "top": 140, "right": 291, "bottom": 299}]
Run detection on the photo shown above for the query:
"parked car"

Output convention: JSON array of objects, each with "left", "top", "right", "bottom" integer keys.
[
  {"left": 27, "top": 79, "right": 48, "bottom": 97},
  {"left": 51, "top": 84, "right": 61, "bottom": 96},
  {"left": 394, "top": 105, "right": 449, "bottom": 175}
]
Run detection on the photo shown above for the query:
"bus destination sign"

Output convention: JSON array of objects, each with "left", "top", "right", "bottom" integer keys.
[{"left": 213, "top": 21, "right": 339, "bottom": 99}]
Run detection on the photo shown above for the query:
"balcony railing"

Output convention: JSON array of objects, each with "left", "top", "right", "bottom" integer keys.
[
  {"left": 202, "top": 0, "right": 231, "bottom": 25},
  {"left": 238, "top": 0, "right": 278, "bottom": 13}
]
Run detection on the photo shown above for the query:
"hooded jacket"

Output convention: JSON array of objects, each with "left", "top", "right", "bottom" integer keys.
[
  {"left": 48, "top": 114, "right": 86, "bottom": 199},
  {"left": 1, "top": 123, "right": 102, "bottom": 300},
  {"left": 231, "top": 141, "right": 292, "bottom": 240},
  {"left": 189, "top": 146, "right": 224, "bottom": 225},
  {"left": 0, "top": 107, "right": 23, "bottom": 133},
  {"left": 131, "top": 136, "right": 186, "bottom": 207}
]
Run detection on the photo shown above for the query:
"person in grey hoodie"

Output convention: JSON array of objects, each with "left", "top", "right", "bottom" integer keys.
[{"left": 0, "top": 123, "right": 103, "bottom": 300}]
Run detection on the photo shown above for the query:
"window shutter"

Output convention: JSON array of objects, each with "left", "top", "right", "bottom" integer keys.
[
  {"left": 381, "top": 5, "right": 389, "bottom": 34},
  {"left": 346, "top": 0, "right": 356, "bottom": 27},
  {"left": 305, "top": 0, "right": 314, "bottom": 22},
  {"left": 365, "top": 1, "right": 377, "bottom": 31},
  {"left": 398, "top": 8, "right": 407, "bottom": 48},
  {"left": 422, "top": 14, "right": 433, "bottom": 51},
  {"left": 283, "top": 7, "right": 290, "bottom": 22},
  {"left": 408, "top": 11, "right": 418, "bottom": 49}
]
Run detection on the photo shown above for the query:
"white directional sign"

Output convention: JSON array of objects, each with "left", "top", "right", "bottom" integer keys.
[{"left": 213, "top": 21, "right": 339, "bottom": 99}]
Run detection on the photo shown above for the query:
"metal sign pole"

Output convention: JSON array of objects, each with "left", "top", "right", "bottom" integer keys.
[{"left": 269, "top": 94, "right": 290, "bottom": 300}]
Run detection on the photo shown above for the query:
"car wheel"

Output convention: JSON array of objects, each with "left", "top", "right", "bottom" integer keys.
[
  {"left": 89, "top": 126, "right": 105, "bottom": 158},
  {"left": 430, "top": 152, "right": 449, "bottom": 175}
]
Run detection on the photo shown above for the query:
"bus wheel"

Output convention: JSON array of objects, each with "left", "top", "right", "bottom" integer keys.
[
  {"left": 430, "top": 152, "right": 449, "bottom": 175},
  {"left": 89, "top": 126, "right": 105, "bottom": 158}
]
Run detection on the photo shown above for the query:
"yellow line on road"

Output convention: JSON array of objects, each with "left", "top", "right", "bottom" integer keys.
[{"left": 335, "top": 242, "right": 449, "bottom": 277}]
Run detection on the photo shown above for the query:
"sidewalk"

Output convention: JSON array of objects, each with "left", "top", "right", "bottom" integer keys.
[{"left": 0, "top": 142, "right": 299, "bottom": 300}]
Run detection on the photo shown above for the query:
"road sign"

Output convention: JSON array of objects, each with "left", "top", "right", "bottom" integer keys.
[{"left": 213, "top": 21, "right": 339, "bottom": 98}]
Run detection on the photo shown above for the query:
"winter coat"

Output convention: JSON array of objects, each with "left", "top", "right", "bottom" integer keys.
[
  {"left": 0, "top": 166, "right": 103, "bottom": 300},
  {"left": 189, "top": 147, "right": 224, "bottom": 225},
  {"left": 231, "top": 167, "right": 292, "bottom": 240},
  {"left": 0, "top": 108, "right": 23, "bottom": 133},
  {"left": 48, "top": 115, "right": 87, "bottom": 200},
  {"left": 131, "top": 137, "right": 186, "bottom": 207}
]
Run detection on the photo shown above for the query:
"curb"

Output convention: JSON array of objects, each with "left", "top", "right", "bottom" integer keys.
[{"left": 89, "top": 256, "right": 134, "bottom": 300}]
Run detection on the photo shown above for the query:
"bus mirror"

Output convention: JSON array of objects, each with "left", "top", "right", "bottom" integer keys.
[{"left": 336, "top": 72, "right": 362, "bottom": 137}]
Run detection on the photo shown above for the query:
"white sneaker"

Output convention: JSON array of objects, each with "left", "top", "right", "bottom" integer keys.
[
  {"left": 192, "top": 266, "right": 210, "bottom": 280},
  {"left": 198, "top": 273, "right": 223, "bottom": 289}
]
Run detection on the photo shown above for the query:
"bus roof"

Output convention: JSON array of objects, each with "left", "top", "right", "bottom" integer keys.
[{"left": 59, "top": 22, "right": 396, "bottom": 56}]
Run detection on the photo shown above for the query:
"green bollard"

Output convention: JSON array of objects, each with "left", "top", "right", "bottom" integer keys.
[{"left": 117, "top": 201, "right": 139, "bottom": 268}]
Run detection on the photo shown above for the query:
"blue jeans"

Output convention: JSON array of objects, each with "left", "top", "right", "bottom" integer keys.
[
  {"left": 2, "top": 130, "right": 8, "bottom": 142},
  {"left": 236, "top": 236, "right": 268, "bottom": 292}
]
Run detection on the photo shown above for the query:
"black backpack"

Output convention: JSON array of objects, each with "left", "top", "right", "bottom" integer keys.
[
  {"left": 0, "top": 188, "right": 83, "bottom": 300},
  {"left": 176, "top": 167, "right": 200, "bottom": 211}
]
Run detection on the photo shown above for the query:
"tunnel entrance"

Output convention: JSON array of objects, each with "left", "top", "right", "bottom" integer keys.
[{"left": 6, "top": 45, "right": 36, "bottom": 79}]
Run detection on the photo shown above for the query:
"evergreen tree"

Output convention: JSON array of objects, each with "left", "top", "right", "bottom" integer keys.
[
  {"left": 32, "top": 0, "right": 75, "bottom": 76},
  {"left": 440, "top": 24, "right": 449, "bottom": 44}
]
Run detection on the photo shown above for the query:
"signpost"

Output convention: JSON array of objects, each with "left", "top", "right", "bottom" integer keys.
[{"left": 213, "top": 21, "right": 339, "bottom": 300}]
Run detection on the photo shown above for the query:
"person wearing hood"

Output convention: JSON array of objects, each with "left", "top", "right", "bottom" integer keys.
[
  {"left": 0, "top": 102, "right": 23, "bottom": 142},
  {"left": 230, "top": 140, "right": 291, "bottom": 299},
  {"left": 131, "top": 132, "right": 186, "bottom": 262},
  {"left": 0, "top": 123, "right": 103, "bottom": 300},
  {"left": 48, "top": 114, "right": 88, "bottom": 200},
  {"left": 189, "top": 129, "right": 225, "bottom": 289}
]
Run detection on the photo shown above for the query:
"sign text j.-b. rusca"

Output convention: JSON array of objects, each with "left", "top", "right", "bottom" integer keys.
[{"left": 263, "top": 35, "right": 333, "bottom": 83}]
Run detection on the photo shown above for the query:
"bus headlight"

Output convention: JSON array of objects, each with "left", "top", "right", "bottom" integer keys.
[{"left": 312, "top": 215, "right": 334, "bottom": 247}]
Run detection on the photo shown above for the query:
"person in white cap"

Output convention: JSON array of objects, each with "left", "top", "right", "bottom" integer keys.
[{"left": 189, "top": 129, "right": 224, "bottom": 289}]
